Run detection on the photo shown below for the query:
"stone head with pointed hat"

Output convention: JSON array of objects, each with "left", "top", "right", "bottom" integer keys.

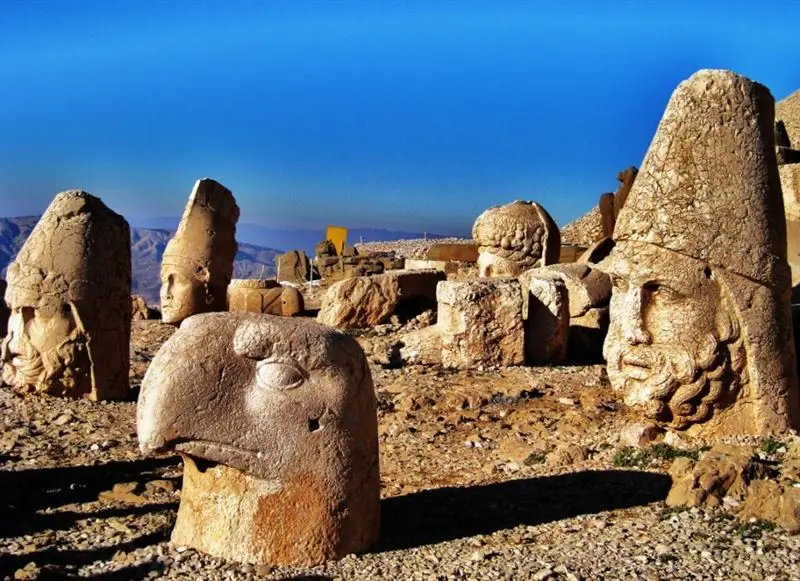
[
  {"left": 160, "top": 178, "right": 239, "bottom": 325},
  {"left": 601, "top": 69, "right": 800, "bottom": 436},
  {"left": 1, "top": 191, "right": 131, "bottom": 400}
]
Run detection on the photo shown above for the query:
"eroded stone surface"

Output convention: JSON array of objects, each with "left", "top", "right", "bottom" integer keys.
[
  {"left": 666, "top": 444, "right": 764, "bottom": 508},
  {"left": 1, "top": 191, "right": 131, "bottom": 400},
  {"left": 0, "top": 279, "right": 8, "bottom": 337},
  {"left": 228, "top": 279, "right": 304, "bottom": 317},
  {"left": 522, "top": 276, "right": 568, "bottom": 365},
  {"left": 600, "top": 69, "right": 800, "bottom": 436},
  {"left": 426, "top": 243, "right": 479, "bottom": 263},
  {"left": 160, "top": 178, "right": 239, "bottom": 325},
  {"left": 132, "top": 295, "right": 159, "bottom": 320},
  {"left": 137, "top": 312, "right": 380, "bottom": 566},
  {"left": 437, "top": 279, "right": 524, "bottom": 368},
  {"left": 472, "top": 200, "right": 560, "bottom": 277},
  {"left": 276, "top": 251, "right": 310, "bottom": 284},
  {"left": 317, "top": 270, "right": 444, "bottom": 330}
]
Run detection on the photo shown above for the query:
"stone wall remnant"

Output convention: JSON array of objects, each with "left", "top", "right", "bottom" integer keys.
[
  {"left": 276, "top": 251, "right": 310, "bottom": 284},
  {"left": 1, "top": 191, "right": 131, "bottom": 400}
]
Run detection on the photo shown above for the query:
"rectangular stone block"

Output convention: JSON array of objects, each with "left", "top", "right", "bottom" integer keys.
[
  {"left": 436, "top": 279, "right": 524, "bottom": 368},
  {"left": 524, "top": 276, "right": 569, "bottom": 365},
  {"left": 426, "top": 243, "right": 479, "bottom": 263},
  {"left": 405, "top": 259, "right": 459, "bottom": 275}
]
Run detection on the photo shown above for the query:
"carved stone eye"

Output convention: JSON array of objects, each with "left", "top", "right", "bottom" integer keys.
[{"left": 255, "top": 359, "right": 306, "bottom": 391}]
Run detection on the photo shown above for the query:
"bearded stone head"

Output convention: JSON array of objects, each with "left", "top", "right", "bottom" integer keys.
[
  {"left": 1, "top": 190, "right": 131, "bottom": 400},
  {"left": 600, "top": 69, "right": 800, "bottom": 436},
  {"left": 602, "top": 243, "right": 746, "bottom": 430}
]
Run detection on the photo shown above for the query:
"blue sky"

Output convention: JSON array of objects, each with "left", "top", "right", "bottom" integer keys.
[{"left": 1, "top": 1, "right": 798, "bottom": 235}]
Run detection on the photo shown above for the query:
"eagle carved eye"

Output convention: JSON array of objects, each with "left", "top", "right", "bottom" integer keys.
[{"left": 255, "top": 359, "right": 307, "bottom": 391}]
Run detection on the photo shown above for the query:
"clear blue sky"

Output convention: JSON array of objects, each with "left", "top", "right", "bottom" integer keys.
[{"left": 1, "top": 1, "right": 798, "bottom": 235}]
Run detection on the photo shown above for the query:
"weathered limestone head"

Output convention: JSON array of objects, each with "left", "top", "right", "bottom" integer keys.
[
  {"left": 137, "top": 312, "right": 380, "bottom": 564},
  {"left": 601, "top": 69, "right": 799, "bottom": 436},
  {"left": 160, "top": 178, "right": 239, "bottom": 325},
  {"left": 472, "top": 200, "right": 560, "bottom": 277},
  {"left": 1, "top": 191, "right": 131, "bottom": 400}
]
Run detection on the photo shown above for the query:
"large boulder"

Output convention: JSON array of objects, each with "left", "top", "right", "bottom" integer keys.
[
  {"left": 437, "top": 279, "right": 524, "bottom": 368},
  {"left": 317, "top": 270, "right": 444, "bottom": 329}
]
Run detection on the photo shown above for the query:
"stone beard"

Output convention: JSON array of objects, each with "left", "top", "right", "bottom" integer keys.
[
  {"left": 602, "top": 246, "right": 748, "bottom": 430},
  {"left": 1, "top": 305, "right": 91, "bottom": 396}
]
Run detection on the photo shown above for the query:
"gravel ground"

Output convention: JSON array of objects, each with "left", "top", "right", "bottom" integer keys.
[{"left": 1, "top": 320, "right": 800, "bottom": 580}]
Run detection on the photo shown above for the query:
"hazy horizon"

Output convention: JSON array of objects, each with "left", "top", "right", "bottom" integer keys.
[{"left": 1, "top": 2, "right": 798, "bottom": 234}]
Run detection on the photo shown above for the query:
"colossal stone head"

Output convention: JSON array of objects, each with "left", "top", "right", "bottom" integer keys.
[
  {"left": 160, "top": 178, "right": 239, "bottom": 325},
  {"left": 137, "top": 312, "right": 380, "bottom": 565},
  {"left": 1, "top": 191, "right": 131, "bottom": 400},
  {"left": 601, "top": 69, "right": 799, "bottom": 436},
  {"left": 472, "top": 200, "right": 560, "bottom": 277}
]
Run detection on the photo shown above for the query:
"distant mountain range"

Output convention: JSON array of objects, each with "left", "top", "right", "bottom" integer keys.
[
  {"left": 132, "top": 217, "right": 454, "bottom": 256},
  {"left": 0, "top": 215, "right": 447, "bottom": 306}
]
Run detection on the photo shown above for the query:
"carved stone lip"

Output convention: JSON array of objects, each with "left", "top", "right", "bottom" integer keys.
[
  {"left": 175, "top": 439, "right": 265, "bottom": 475},
  {"left": 621, "top": 353, "right": 651, "bottom": 368}
]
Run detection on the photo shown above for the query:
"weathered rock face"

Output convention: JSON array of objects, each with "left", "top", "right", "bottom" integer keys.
[
  {"left": 0, "top": 279, "right": 8, "bottom": 337},
  {"left": 276, "top": 251, "right": 309, "bottom": 284},
  {"left": 600, "top": 69, "right": 800, "bottom": 436},
  {"left": 131, "top": 295, "right": 159, "bottom": 320},
  {"left": 228, "top": 279, "right": 304, "bottom": 317},
  {"left": 521, "top": 264, "right": 611, "bottom": 362},
  {"left": 776, "top": 88, "right": 800, "bottom": 149},
  {"left": 740, "top": 480, "right": 800, "bottom": 534},
  {"left": 780, "top": 164, "right": 800, "bottom": 299},
  {"left": 472, "top": 200, "right": 560, "bottom": 277},
  {"left": 426, "top": 243, "right": 479, "bottom": 263},
  {"left": 523, "top": 276, "right": 568, "bottom": 365},
  {"left": 666, "top": 444, "right": 764, "bottom": 508},
  {"left": 137, "top": 312, "right": 380, "bottom": 566},
  {"left": 437, "top": 279, "right": 524, "bottom": 368},
  {"left": 160, "top": 178, "right": 239, "bottom": 325},
  {"left": 317, "top": 270, "right": 445, "bottom": 330},
  {"left": 1, "top": 191, "right": 131, "bottom": 400}
]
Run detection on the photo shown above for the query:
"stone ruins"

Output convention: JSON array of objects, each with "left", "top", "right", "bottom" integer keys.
[
  {"left": 160, "top": 178, "right": 239, "bottom": 325},
  {"left": 0, "top": 279, "right": 8, "bottom": 338},
  {"left": 137, "top": 312, "right": 380, "bottom": 566},
  {"left": 601, "top": 69, "right": 800, "bottom": 436},
  {"left": 472, "top": 200, "right": 560, "bottom": 277},
  {"left": 227, "top": 279, "right": 304, "bottom": 317},
  {"left": 1, "top": 191, "right": 131, "bottom": 400}
]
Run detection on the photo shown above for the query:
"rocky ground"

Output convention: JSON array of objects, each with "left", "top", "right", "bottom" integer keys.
[{"left": 2, "top": 319, "right": 800, "bottom": 580}]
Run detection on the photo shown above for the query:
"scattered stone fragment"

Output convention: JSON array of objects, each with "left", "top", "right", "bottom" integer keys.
[
  {"left": 666, "top": 444, "right": 767, "bottom": 508},
  {"left": 276, "top": 250, "right": 310, "bottom": 284},
  {"left": 317, "top": 270, "right": 444, "bottom": 329},
  {"left": 437, "top": 279, "right": 525, "bottom": 368},
  {"left": 227, "top": 279, "right": 304, "bottom": 316}
]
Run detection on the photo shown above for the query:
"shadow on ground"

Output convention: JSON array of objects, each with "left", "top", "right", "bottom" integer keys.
[
  {"left": 0, "top": 458, "right": 182, "bottom": 578},
  {"left": 379, "top": 469, "right": 671, "bottom": 551}
]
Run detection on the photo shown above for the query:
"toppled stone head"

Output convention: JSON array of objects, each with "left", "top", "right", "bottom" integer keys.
[
  {"left": 1, "top": 191, "right": 131, "bottom": 400},
  {"left": 137, "top": 312, "right": 380, "bottom": 565},
  {"left": 472, "top": 200, "right": 560, "bottom": 277},
  {"left": 160, "top": 178, "right": 239, "bottom": 325},
  {"left": 601, "top": 69, "right": 799, "bottom": 436}
]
